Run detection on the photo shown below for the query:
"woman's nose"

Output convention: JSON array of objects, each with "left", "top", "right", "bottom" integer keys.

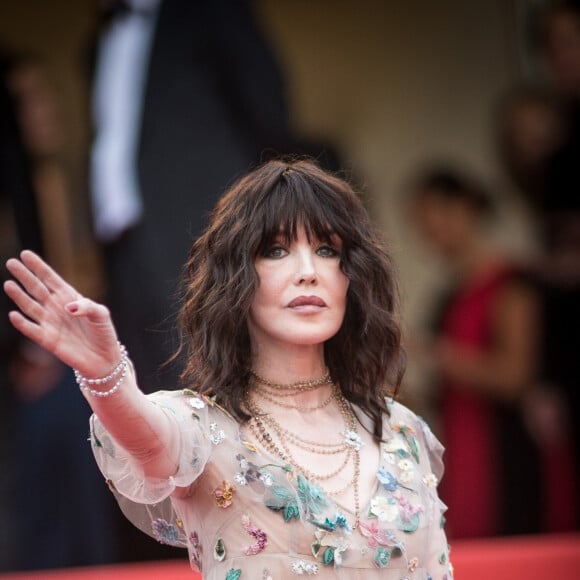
[{"left": 293, "top": 251, "right": 317, "bottom": 285}]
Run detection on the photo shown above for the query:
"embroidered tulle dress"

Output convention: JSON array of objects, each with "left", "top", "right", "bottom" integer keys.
[{"left": 90, "top": 390, "right": 453, "bottom": 579}]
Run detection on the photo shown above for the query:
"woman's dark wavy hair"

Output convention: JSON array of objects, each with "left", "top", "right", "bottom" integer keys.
[{"left": 177, "top": 158, "right": 406, "bottom": 441}]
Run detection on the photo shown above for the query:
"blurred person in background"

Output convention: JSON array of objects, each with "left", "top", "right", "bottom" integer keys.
[
  {"left": 408, "top": 168, "right": 575, "bottom": 538},
  {"left": 8, "top": 57, "right": 79, "bottom": 283},
  {"left": 513, "top": 0, "right": 580, "bottom": 252},
  {"left": 498, "top": 0, "right": 580, "bottom": 528},
  {"left": 535, "top": 4, "right": 580, "bottom": 520},
  {"left": 0, "top": 54, "right": 116, "bottom": 572},
  {"left": 497, "top": 85, "right": 565, "bottom": 213},
  {"left": 0, "top": 50, "right": 43, "bottom": 572}
]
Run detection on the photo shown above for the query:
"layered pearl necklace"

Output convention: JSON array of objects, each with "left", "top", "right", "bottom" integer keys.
[{"left": 245, "top": 371, "right": 362, "bottom": 528}]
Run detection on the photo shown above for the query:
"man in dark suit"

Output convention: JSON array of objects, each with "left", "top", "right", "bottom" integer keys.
[{"left": 91, "top": 0, "right": 297, "bottom": 398}]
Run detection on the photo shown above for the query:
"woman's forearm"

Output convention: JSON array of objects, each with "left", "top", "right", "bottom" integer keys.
[{"left": 84, "top": 364, "right": 180, "bottom": 480}]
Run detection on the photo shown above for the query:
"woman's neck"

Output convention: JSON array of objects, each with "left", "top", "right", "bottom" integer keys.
[
  {"left": 249, "top": 342, "right": 332, "bottom": 406},
  {"left": 250, "top": 341, "right": 327, "bottom": 384}
]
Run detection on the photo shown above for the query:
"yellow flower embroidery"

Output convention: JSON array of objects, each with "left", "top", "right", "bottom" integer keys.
[{"left": 214, "top": 480, "right": 235, "bottom": 508}]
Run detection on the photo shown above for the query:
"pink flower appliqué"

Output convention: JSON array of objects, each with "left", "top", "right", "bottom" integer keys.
[
  {"left": 214, "top": 480, "right": 235, "bottom": 508},
  {"left": 241, "top": 514, "right": 268, "bottom": 555},
  {"left": 393, "top": 490, "right": 424, "bottom": 518},
  {"left": 358, "top": 520, "right": 398, "bottom": 549}
]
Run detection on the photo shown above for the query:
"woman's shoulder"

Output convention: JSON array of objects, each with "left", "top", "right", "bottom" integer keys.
[
  {"left": 385, "top": 398, "right": 438, "bottom": 440},
  {"left": 142, "top": 389, "right": 240, "bottom": 449},
  {"left": 148, "top": 389, "right": 236, "bottom": 422},
  {"left": 385, "top": 397, "right": 424, "bottom": 427},
  {"left": 384, "top": 398, "right": 445, "bottom": 478}
]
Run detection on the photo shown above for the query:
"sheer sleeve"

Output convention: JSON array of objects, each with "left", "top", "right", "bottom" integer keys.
[
  {"left": 89, "top": 390, "right": 213, "bottom": 548},
  {"left": 385, "top": 401, "right": 453, "bottom": 578},
  {"left": 416, "top": 413, "right": 453, "bottom": 578},
  {"left": 90, "top": 389, "right": 213, "bottom": 503}
]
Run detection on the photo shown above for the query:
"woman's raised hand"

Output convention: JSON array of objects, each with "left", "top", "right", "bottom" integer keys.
[{"left": 4, "top": 250, "right": 121, "bottom": 378}]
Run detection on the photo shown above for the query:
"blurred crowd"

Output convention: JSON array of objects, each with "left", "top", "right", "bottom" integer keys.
[
  {"left": 1, "top": 0, "right": 579, "bottom": 573},
  {"left": 408, "top": 0, "right": 580, "bottom": 540}
]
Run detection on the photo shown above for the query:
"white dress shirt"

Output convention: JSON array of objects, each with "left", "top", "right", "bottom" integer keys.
[{"left": 90, "top": 0, "right": 161, "bottom": 242}]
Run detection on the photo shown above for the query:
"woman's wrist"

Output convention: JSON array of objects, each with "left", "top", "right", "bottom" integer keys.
[{"left": 74, "top": 342, "right": 129, "bottom": 397}]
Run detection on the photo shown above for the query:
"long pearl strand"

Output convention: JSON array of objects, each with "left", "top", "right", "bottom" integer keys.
[{"left": 245, "top": 385, "right": 361, "bottom": 529}]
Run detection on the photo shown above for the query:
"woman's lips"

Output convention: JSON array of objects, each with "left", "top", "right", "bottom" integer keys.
[{"left": 287, "top": 295, "right": 327, "bottom": 308}]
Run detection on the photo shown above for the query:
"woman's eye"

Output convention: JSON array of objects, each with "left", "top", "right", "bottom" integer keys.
[
  {"left": 316, "top": 245, "right": 340, "bottom": 258},
  {"left": 264, "top": 245, "right": 287, "bottom": 259}
]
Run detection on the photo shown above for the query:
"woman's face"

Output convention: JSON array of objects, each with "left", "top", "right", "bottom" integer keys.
[
  {"left": 248, "top": 227, "right": 350, "bottom": 351},
  {"left": 412, "top": 191, "right": 479, "bottom": 259}
]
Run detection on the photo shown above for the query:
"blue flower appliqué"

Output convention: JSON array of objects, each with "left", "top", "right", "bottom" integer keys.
[
  {"left": 151, "top": 518, "right": 181, "bottom": 546},
  {"left": 377, "top": 468, "right": 415, "bottom": 493},
  {"left": 377, "top": 468, "right": 398, "bottom": 491}
]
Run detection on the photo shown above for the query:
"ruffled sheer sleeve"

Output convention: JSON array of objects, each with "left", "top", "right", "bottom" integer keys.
[
  {"left": 386, "top": 401, "right": 453, "bottom": 578},
  {"left": 417, "top": 415, "right": 445, "bottom": 484},
  {"left": 89, "top": 390, "right": 213, "bottom": 548},
  {"left": 414, "top": 410, "right": 453, "bottom": 578},
  {"left": 90, "top": 389, "right": 213, "bottom": 503}
]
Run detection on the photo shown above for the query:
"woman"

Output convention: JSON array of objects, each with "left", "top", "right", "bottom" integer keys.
[
  {"left": 4, "top": 159, "right": 452, "bottom": 578},
  {"left": 409, "top": 168, "right": 570, "bottom": 538}
]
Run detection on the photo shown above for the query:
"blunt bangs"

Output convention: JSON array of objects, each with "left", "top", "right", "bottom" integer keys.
[{"left": 252, "top": 170, "right": 361, "bottom": 257}]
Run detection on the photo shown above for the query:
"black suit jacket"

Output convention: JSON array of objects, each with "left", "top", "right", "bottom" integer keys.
[{"left": 100, "top": 0, "right": 295, "bottom": 392}]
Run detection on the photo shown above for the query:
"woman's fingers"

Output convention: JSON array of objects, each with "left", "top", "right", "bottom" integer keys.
[
  {"left": 5, "top": 257, "right": 52, "bottom": 304},
  {"left": 20, "top": 250, "right": 77, "bottom": 296},
  {"left": 7, "top": 310, "right": 44, "bottom": 346},
  {"left": 5, "top": 276, "right": 112, "bottom": 330},
  {"left": 4, "top": 252, "right": 121, "bottom": 374},
  {"left": 3, "top": 279, "right": 44, "bottom": 323}
]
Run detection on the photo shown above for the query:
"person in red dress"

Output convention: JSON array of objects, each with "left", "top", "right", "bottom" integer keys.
[{"left": 409, "top": 168, "right": 570, "bottom": 538}]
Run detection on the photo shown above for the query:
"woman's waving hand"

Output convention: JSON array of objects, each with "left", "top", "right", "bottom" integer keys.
[
  {"left": 4, "top": 250, "right": 180, "bottom": 480},
  {"left": 4, "top": 250, "right": 120, "bottom": 378}
]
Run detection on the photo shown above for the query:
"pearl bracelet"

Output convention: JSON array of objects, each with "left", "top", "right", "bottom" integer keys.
[{"left": 74, "top": 343, "right": 129, "bottom": 398}]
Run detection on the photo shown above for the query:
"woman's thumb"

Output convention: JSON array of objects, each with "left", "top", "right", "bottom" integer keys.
[{"left": 65, "top": 298, "right": 110, "bottom": 322}]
